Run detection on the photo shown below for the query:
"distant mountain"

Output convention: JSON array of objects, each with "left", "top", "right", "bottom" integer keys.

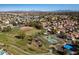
[
  {"left": 0, "top": 10, "right": 79, "bottom": 13},
  {"left": 10, "top": 10, "right": 79, "bottom": 12},
  {"left": 55, "top": 10, "right": 79, "bottom": 12}
]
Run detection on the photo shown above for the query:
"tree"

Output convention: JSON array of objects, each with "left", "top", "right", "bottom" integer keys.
[
  {"left": 28, "top": 20, "right": 43, "bottom": 29},
  {"left": 15, "top": 31, "right": 26, "bottom": 40},
  {"left": 32, "top": 21, "right": 43, "bottom": 29},
  {"left": 1, "top": 26, "right": 11, "bottom": 32}
]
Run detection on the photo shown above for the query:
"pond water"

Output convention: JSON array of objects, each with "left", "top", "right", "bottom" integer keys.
[
  {"left": 45, "top": 35, "right": 59, "bottom": 44},
  {"left": 0, "top": 49, "right": 8, "bottom": 55}
]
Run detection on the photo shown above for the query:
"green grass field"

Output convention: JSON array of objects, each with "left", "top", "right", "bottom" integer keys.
[{"left": 0, "top": 27, "right": 49, "bottom": 55}]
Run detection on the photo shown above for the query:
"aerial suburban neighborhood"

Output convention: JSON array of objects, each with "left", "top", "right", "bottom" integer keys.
[{"left": 0, "top": 4, "right": 79, "bottom": 55}]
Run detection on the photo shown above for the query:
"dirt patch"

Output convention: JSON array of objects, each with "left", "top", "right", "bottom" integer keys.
[{"left": 20, "top": 26, "right": 34, "bottom": 32}]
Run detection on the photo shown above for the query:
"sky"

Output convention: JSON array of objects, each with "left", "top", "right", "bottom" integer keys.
[{"left": 0, "top": 4, "right": 79, "bottom": 11}]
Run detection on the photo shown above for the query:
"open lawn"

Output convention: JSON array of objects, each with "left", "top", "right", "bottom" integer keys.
[{"left": 0, "top": 27, "right": 49, "bottom": 55}]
